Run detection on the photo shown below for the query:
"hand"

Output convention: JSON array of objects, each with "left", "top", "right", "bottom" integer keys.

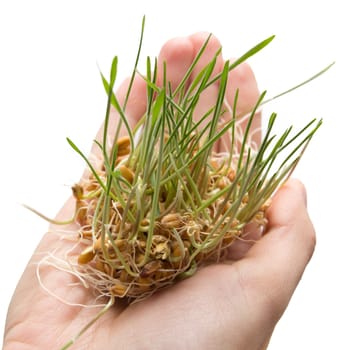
[{"left": 3, "top": 33, "right": 315, "bottom": 350}]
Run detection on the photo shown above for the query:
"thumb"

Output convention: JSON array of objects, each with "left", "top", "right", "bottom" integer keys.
[{"left": 234, "top": 179, "right": 316, "bottom": 323}]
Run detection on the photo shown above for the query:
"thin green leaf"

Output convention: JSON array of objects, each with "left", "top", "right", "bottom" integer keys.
[{"left": 66, "top": 137, "right": 106, "bottom": 192}]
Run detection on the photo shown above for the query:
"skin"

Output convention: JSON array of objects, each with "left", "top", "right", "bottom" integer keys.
[{"left": 3, "top": 33, "right": 316, "bottom": 350}]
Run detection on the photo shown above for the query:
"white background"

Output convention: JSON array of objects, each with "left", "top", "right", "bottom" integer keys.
[{"left": 0, "top": 0, "right": 359, "bottom": 348}]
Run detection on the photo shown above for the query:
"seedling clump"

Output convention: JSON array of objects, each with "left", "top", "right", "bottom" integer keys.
[{"left": 28, "top": 19, "right": 331, "bottom": 350}]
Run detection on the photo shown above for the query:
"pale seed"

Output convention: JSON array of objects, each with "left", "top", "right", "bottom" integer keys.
[
  {"left": 94, "top": 237, "right": 105, "bottom": 251},
  {"left": 140, "top": 260, "right": 163, "bottom": 278},
  {"left": 227, "top": 169, "right": 236, "bottom": 181},
  {"left": 119, "top": 165, "right": 134, "bottom": 183},
  {"left": 217, "top": 177, "right": 227, "bottom": 189},
  {"left": 111, "top": 284, "right": 127, "bottom": 297},
  {"left": 116, "top": 136, "right": 131, "bottom": 156},
  {"left": 85, "top": 182, "right": 99, "bottom": 192},
  {"left": 136, "top": 277, "right": 153, "bottom": 292},
  {"left": 75, "top": 200, "right": 88, "bottom": 226},
  {"left": 78, "top": 246, "right": 95, "bottom": 264},
  {"left": 72, "top": 184, "right": 84, "bottom": 200},
  {"left": 103, "top": 263, "right": 114, "bottom": 277},
  {"left": 95, "top": 258, "right": 105, "bottom": 272},
  {"left": 114, "top": 239, "right": 128, "bottom": 250},
  {"left": 135, "top": 253, "right": 145, "bottom": 264},
  {"left": 161, "top": 213, "right": 182, "bottom": 229}
]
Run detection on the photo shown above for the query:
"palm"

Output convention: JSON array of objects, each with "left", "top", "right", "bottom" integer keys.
[{"left": 4, "top": 208, "right": 260, "bottom": 350}]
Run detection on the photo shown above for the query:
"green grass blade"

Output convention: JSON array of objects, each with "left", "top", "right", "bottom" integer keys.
[
  {"left": 261, "top": 62, "right": 335, "bottom": 105},
  {"left": 206, "top": 35, "right": 275, "bottom": 88},
  {"left": 66, "top": 137, "right": 106, "bottom": 191}
]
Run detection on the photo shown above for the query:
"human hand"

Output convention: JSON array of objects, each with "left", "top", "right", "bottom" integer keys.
[{"left": 3, "top": 33, "right": 315, "bottom": 350}]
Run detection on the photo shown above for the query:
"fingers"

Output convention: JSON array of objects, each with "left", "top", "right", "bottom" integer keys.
[
  {"left": 98, "top": 32, "right": 260, "bottom": 151},
  {"left": 233, "top": 179, "right": 316, "bottom": 323},
  {"left": 219, "top": 61, "right": 261, "bottom": 152},
  {"left": 225, "top": 61, "right": 260, "bottom": 126},
  {"left": 157, "top": 36, "right": 194, "bottom": 90},
  {"left": 189, "top": 32, "right": 224, "bottom": 80},
  {"left": 89, "top": 32, "right": 261, "bottom": 183},
  {"left": 156, "top": 32, "right": 224, "bottom": 93},
  {"left": 114, "top": 75, "right": 148, "bottom": 129},
  {"left": 157, "top": 32, "right": 224, "bottom": 129},
  {"left": 157, "top": 32, "right": 261, "bottom": 151}
]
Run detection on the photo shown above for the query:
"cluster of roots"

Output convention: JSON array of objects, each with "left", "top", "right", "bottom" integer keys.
[{"left": 70, "top": 136, "right": 269, "bottom": 301}]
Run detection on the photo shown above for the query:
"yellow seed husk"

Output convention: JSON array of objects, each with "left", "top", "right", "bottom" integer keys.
[
  {"left": 111, "top": 284, "right": 127, "bottom": 297},
  {"left": 119, "top": 165, "right": 134, "bottom": 183},
  {"left": 75, "top": 200, "right": 88, "bottom": 226},
  {"left": 116, "top": 136, "right": 131, "bottom": 156},
  {"left": 103, "top": 263, "right": 114, "bottom": 277},
  {"left": 135, "top": 277, "right": 153, "bottom": 292},
  {"left": 78, "top": 246, "right": 95, "bottom": 264},
  {"left": 161, "top": 213, "right": 182, "bottom": 229},
  {"left": 95, "top": 258, "right": 105, "bottom": 272},
  {"left": 72, "top": 184, "right": 84, "bottom": 200},
  {"left": 84, "top": 181, "right": 98, "bottom": 192},
  {"left": 140, "top": 260, "right": 163, "bottom": 278}
]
